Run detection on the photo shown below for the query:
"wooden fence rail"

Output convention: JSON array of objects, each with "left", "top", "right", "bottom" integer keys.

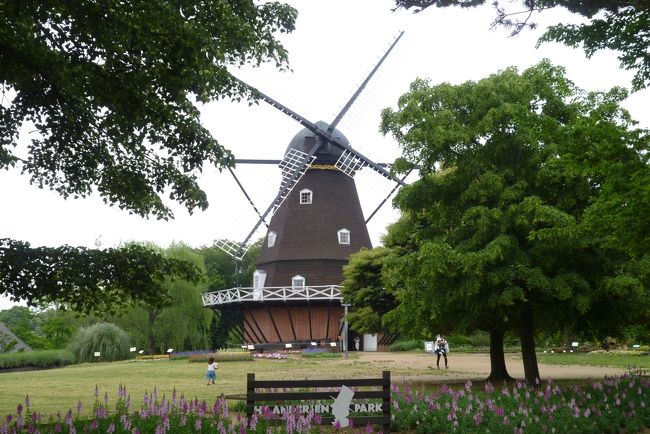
[{"left": 246, "top": 371, "right": 391, "bottom": 433}]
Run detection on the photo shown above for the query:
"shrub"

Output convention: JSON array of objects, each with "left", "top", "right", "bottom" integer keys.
[
  {"left": 0, "top": 349, "right": 75, "bottom": 369},
  {"left": 468, "top": 331, "right": 490, "bottom": 347},
  {"left": 390, "top": 339, "right": 423, "bottom": 352},
  {"left": 447, "top": 334, "right": 472, "bottom": 346},
  {"left": 68, "top": 323, "right": 131, "bottom": 363}
]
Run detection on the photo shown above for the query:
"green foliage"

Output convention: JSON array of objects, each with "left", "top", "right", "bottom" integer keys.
[
  {"left": 390, "top": 339, "right": 423, "bottom": 352},
  {"left": 0, "top": 349, "right": 75, "bottom": 369},
  {"left": 111, "top": 243, "right": 211, "bottom": 353},
  {"left": 394, "top": 1, "right": 650, "bottom": 90},
  {"left": 0, "top": 1, "right": 296, "bottom": 312},
  {"left": 0, "top": 240, "right": 202, "bottom": 314},
  {"left": 342, "top": 247, "right": 397, "bottom": 335},
  {"left": 447, "top": 335, "right": 472, "bottom": 346},
  {"left": 69, "top": 323, "right": 131, "bottom": 363},
  {"left": 378, "top": 60, "right": 650, "bottom": 383},
  {"left": 0, "top": 1, "right": 296, "bottom": 218}
]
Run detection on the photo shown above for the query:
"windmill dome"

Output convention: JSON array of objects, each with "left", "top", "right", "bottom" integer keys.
[{"left": 285, "top": 121, "right": 349, "bottom": 164}]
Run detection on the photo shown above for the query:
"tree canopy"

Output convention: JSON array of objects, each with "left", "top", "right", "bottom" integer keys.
[
  {"left": 0, "top": 1, "right": 296, "bottom": 311},
  {"left": 394, "top": 0, "right": 650, "bottom": 90},
  {"left": 372, "top": 60, "right": 650, "bottom": 383}
]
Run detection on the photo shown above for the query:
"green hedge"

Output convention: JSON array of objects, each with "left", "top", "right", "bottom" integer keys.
[
  {"left": 0, "top": 349, "right": 75, "bottom": 369},
  {"left": 390, "top": 339, "right": 423, "bottom": 352}
]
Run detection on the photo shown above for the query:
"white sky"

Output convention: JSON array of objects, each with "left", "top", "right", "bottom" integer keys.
[{"left": 2, "top": 0, "right": 649, "bottom": 309}]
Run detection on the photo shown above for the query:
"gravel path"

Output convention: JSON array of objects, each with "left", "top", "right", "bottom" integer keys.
[{"left": 348, "top": 352, "right": 628, "bottom": 383}]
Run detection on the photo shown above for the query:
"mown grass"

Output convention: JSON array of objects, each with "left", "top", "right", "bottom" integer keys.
[
  {"left": 0, "top": 354, "right": 422, "bottom": 418},
  {"left": 1, "top": 351, "right": 644, "bottom": 420},
  {"left": 536, "top": 352, "right": 650, "bottom": 369}
]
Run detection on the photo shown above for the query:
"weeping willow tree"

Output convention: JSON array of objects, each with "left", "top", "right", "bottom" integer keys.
[
  {"left": 111, "top": 243, "right": 212, "bottom": 353},
  {"left": 69, "top": 322, "right": 131, "bottom": 363}
]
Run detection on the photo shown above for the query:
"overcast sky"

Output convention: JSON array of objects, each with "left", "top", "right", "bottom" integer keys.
[{"left": 2, "top": 0, "right": 649, "bottom": 310}]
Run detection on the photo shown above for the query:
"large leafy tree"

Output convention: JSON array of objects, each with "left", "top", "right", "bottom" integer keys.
[
  {"left": 394, "top": 1, "right": 650, "bottom": 91},
  {"left": 111, "top": 244, "right": 212, "bottom": 353},
  {"left": 379, "top": 60, "right": 649, "bottom": 383},
  {"left": 0, "top": 1, "right": 297, "bottom": 311}
]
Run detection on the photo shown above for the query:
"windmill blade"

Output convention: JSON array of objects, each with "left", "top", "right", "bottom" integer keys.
[
  {"left": 365, "top": 171, "right": 412, "bottom": 224},
  {"left": 235, "top": 159, "right": 282, "bottom": 164},
  {"left": 233, "top": 76, "right": 404, "bottom": 185},
  {"left": 327, "top": 31, "right": 404, "bottom": 134},
  {"left": 236, "top": 147, "right": 317, "bottom": 250},
  {"left": 227, "top": 166, "right": 269, "bottom": 230}
]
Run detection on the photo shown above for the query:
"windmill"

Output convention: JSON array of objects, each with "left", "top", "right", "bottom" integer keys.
[{"left": 202, "top": 32, "right": 407, "bottom": 351}]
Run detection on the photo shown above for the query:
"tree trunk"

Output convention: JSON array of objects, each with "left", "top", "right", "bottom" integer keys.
[
  {"left": 520, "top": 302, "right": 540, "bottom": 385},
  {"left": 487, "top": 328, "right": 514, "bottom": 383},
  {"left": 147, "top": 310, "right": 157, "bottom": 354}
]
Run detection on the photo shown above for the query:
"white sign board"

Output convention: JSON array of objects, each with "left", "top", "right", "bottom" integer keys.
[
  {"left": 424, "top": 341, "right": 434, "bottom": 353},
  {"left": 571, "top": 342, "right": 579, "bottom": 347},
  {"left": 247, "top": 344, "right": 255, "bottom": 350},
  {"left": 94, "top": 352, "right": 100, "bottom": 357},
  {"left": 285, "top": 343, "right": 292, "bottom": 348},
  {"left": 166, "top": 348, "right": 174, "bottom": 353},
  {"left": 130, "top": 347, "right": 137, "bottom": 352}
]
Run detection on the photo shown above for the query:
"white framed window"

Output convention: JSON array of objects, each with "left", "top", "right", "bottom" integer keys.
[
  {"left": 253, "top": 270, "right": 266, "bottom": 300},
  {"left": 267, "top": 231, "right": 277, "bottom": 247},
  {"left": 337, "top": 228, "right": 350, "bottom": 245},
  {"left": 299, "top": 189, "right": 312, "bottom": 204},
  {"left": 292, "top": 275, "right": 305, "bottom": 290}
]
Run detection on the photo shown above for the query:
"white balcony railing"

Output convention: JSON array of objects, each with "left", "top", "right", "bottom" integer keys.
[{"left": 202, "top": 285, "right": 343, "bottom": 306}]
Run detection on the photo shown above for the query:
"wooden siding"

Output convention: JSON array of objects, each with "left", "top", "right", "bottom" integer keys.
[{"left": 244, "top": 305, "right": 344, "bottom": 343}]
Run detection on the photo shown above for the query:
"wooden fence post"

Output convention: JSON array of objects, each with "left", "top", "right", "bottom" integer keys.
[
  {"left": 247, "top": 373, "right": 255, "bottom": 418},
  {"left": 382, "top": 370, "right": 391, "bottom": 434}
]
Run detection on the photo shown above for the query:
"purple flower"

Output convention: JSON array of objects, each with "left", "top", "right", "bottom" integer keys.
[
  {"left": 107, "top": 422, "right": 115, "bottom": 434},
  {"left": 473, "top": 413, "right": 483, "bottom": 426},
  {"left": 194, "top": 418, "right": 202, "bottom": 431}
]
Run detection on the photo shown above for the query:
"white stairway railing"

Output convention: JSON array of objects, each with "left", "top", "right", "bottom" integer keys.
[{"left": 202, "top": 285, "right": 343, "bottom": 306}]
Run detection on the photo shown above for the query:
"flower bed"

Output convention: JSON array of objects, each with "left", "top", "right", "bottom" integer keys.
[
  {"left": 134, "top": 354, "right": 170, "bottom": 361},
  {"left": 391, "top": 375, "right": 650, "bottom": 433},
  {"left": 0, "top": 350, "right": 75, "bottom": 370},
  {"left": 2, "top": 375, "right": 648, "bottom": 433}
]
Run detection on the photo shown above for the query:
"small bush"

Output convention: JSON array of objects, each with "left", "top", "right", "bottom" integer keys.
[
  {"left": 390, "top": 339, "right": 423, "bottom": 352},
  {"left": 447, "top": 334, "right": 472, "bottom": 346},
  {"left": 468, "top": 331, "right": 490, "bottom": 347},
  {"left": 68, "top": 323, "right": 131, "bottom": 363},
  {"left": 0, "top": 349, "right": 75, "bottom": 369}
]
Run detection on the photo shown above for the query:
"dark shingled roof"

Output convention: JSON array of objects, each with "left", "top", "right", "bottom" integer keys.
[
  {"left": 285, "top": 121, "right": 349, "bottom": 165},
  {"left": 255, "top": 167, "right": 371, "bottom": 287}
]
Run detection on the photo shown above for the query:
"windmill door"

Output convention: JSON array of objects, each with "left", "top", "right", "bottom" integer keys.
[{"left": 363, "top": 334, "right": 378, "bottom": 352}]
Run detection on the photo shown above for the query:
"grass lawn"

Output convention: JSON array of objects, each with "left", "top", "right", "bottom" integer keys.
[
  {"left": 0, "top": 354, "right": 424, "bottom": 418},
  {"left": 536, "top": 352, "right": 650, "bottom": 369},
  {"left": 2, "top": 351, "right": 646, "bottom": 420}
]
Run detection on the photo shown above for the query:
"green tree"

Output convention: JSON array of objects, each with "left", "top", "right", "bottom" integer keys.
[
  {"left": 342, "top": 247, "right": 398, "bottom": 335},
  {"left": 112, "top": 244, "right": 212, "bottom": 353},
  {"left": 394, "top": 1, "right": 650, "bottom": 90},
  {"left": 379, "top": 60, "right": 649, "bottom": 383},
  {"left": 198, "top": 240, "right": 261, "bottom": 348},
  {"left": 0, "top": 1, "right": 297, "bottom": 311}
]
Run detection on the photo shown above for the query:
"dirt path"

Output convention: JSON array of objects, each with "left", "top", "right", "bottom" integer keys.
[{"left": 346, "top": 352, "right": 628, "bottom": 383}]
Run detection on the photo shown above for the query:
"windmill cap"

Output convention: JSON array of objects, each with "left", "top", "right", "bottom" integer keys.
[{"left": 285, "top": 121, "right": 350, "bottom": 165}]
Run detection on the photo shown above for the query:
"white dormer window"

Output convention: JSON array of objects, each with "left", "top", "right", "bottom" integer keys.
[
  {"left": 292, "top": 275, "right": 305, "bottom": 290},
  {"left": 300, "top": 189, "right": 312, "bottom": 204},
  {"left": 338, "top": 228, "right": 351, "bottom": 245},
  {"left": 267, "top": 231, "right": 277, "bottom": 247}
]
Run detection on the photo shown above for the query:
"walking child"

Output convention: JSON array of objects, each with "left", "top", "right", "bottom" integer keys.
[{"left": 206, "top": 356, "right": 218, "bottom": 385}]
